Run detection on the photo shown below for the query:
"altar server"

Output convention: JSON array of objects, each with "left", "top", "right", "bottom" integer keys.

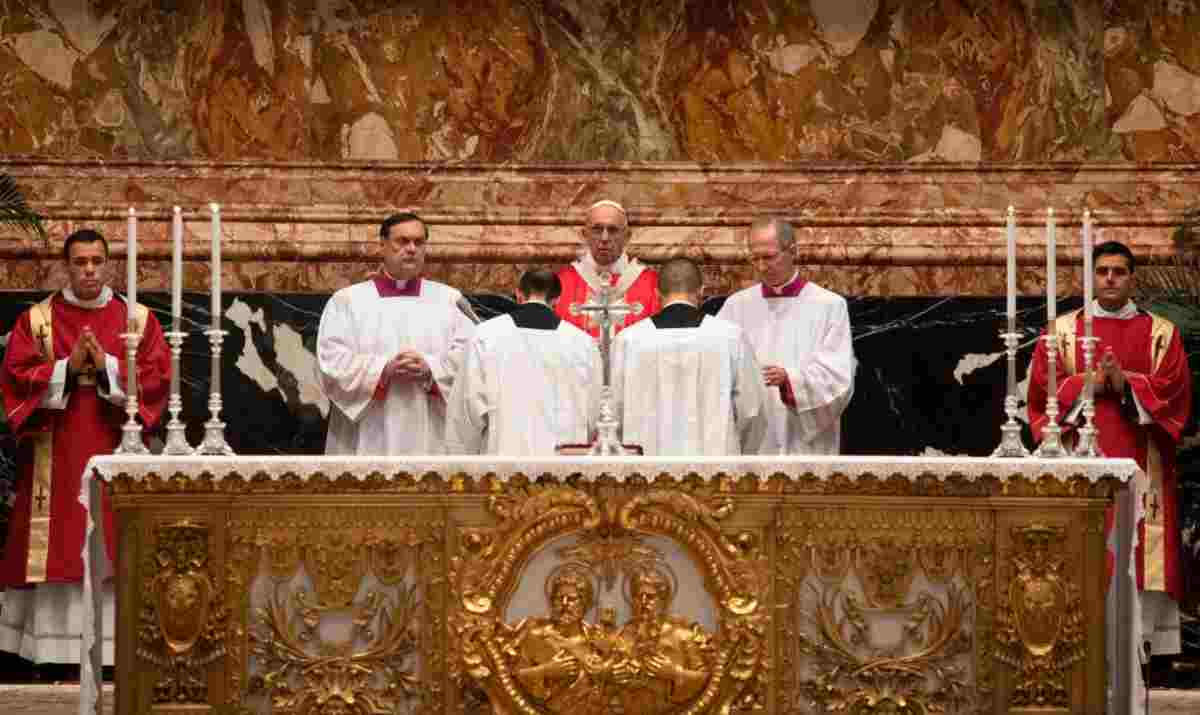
[
  {"left": 316, "top": 212, "right": 473, "bottom": 455},
  {"left": 1029, "top": 241, "right": 1192, "bottom": 662},
  {"left": 717, "top": 219, "right": 856, "bottom": 455},
  {"left": 0, "top": 229, "right": 170, "bottom": 669},
  {"left": 612, "top": 258, "right": 767, "bottom": 455},
  {"left": 446, "top": 269, "right": 601, "bottom": 455},
  {"left": 555, "top": 199, "right": 660, "bottom": 338}
]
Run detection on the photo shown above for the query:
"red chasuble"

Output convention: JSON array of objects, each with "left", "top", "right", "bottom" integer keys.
[
  {"left": 554, "top": 263, "right": 660, "bottom": 339},
  {"left": 0, "top": 293, "right": 170, "bottom": 587},
  {"left": 1028, "top": 309, "right": 1192, "bottom": 600}
]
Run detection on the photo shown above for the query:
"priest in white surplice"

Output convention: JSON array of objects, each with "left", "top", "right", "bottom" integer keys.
[
  {"left": 446, "top": 269, "right": 601, "bottom": 455},
  {"left": 612, "top": 258, "right": 767, "bottom": 456},
  {"left": 316, "top": 212, "right": 473, "bottom": 455},
  {"left": 717, "top": 219, "right": 855, "bottom": 455}
]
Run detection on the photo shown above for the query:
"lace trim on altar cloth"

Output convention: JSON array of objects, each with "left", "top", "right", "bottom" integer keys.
[{"left": 85, "top": 454, "right": 1138, "bottom": 484}]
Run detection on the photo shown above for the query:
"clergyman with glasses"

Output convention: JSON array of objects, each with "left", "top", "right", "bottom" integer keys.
[{"left": 554, "top": 200, "right": 661, "bottom": 339}]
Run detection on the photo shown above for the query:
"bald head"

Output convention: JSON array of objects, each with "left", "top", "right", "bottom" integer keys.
[{"left": 657, "top": 258, "right": 703, "bottom": 302}]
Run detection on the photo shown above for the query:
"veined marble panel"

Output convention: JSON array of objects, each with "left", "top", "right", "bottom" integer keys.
[
  {"left": 0, "top": 1, "right": 1126, "bottom": 162},
  {"left": 0, "top": 159, "right": 1194, "bottom": 295}
]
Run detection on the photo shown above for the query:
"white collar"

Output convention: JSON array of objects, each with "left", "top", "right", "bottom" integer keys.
[
  {"left": 767, "top": 270, "right": 800, "bottom": 292},
  {"left": 580, "top": 251, "right": 629, "bottom": 277},
  {"left": 663, "top": 299, "right": 698, "bottom": 308},
  {"left": 62, "top": 285, "right": 113, "bottom": 309},
  {"left": 1093, "top": 299, "right": 1138, "bottom": 319}
]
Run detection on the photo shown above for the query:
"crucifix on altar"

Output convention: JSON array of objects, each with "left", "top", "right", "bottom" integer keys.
[{"left": 570, "top": 283, "right": 642, "bottom": 455}]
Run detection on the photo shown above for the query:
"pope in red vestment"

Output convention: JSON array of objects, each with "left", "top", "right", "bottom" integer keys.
[
  {"left": 0, "top": 232, "right": 170, "bottom": 590},
  {"left": 1028, "top": 244, "right": 1192, "bottom": 656},
  {"left": 554, "top": 200, "right": 660, "bottom": 338}
]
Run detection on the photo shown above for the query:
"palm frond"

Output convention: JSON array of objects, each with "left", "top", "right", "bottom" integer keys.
[
  {"left": 1137, "top": 208, "right": 1200, "bottom": 303},
  {"left": 0, "top": 172, "right": 46, "bottom": 240}
]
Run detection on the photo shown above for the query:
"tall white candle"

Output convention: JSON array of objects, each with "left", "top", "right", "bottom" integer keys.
[
  {"left": 172, "top": 206, "right": 183, "bottom": 331},
  {"left": 210, "top": 203, "right": 221, "bottom": 329},
  {"left": 1006, "top": 206, "right": 1016, "bottom": 322},
  {"left": 1083, "top": 209, "right": 1093, "bottom": 321},
  {"left": 1046, "top": 207, "right": 1056, "bottom": 322},
  {"left": 127, "top": 207, "right": 137, "bottom": 324}
]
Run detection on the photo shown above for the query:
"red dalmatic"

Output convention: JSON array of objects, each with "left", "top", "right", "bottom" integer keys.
[
  {"left": 1029, "top": 309, "right": 1192, "bottom": 600},
  {"left": 554, "top": 263, "right": 660, "bottom": 339},
  {"left": 0, "top": 293, "right": 170, "bottom": 587}
]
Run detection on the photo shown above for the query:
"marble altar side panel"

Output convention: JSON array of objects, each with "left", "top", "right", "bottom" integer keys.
[{"left": 0, "top": 1, "right": 1123, "bottom": 162}]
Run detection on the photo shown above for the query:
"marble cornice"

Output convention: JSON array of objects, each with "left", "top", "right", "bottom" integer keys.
[{"left": 1, "top": 158, "right": 1192, "bottom": 294}]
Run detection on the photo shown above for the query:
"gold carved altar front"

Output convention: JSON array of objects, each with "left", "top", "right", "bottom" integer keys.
[{"left": 91, "top": 456, "right": 1134, "bottom": 715}]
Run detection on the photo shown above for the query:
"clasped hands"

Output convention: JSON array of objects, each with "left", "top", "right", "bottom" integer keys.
[
  {"left": 1089, "top": 347, "right": 1127, "bottom": 395},
  {"left": 534, "top": 649, "right": 682, "bottom": 684},
  {"left": 380, "top": 349, "right": 432, "bottom": 388},
  {"left": 67, "top": 328, "right": 107, "bottom": 377}
]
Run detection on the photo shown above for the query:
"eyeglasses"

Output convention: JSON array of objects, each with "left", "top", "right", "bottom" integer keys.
[{"left": 586, "top": 224, "right": 626, "bottom": 239}]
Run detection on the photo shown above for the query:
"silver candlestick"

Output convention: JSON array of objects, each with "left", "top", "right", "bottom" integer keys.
[
  {"left": 991, "top": 326, "right": 1030, "bottom": 457},
  {"left": 1033, "top": 333, "right": 1069, "bottom": 458},
  {"left": 162, "top": 330, "right": 193, "bottom": 455},
  {"left": 1073, "top": 334, "right": 1104, "bottom": 458},
  {"left": 114, "top": 328, "right": 149, "bottom": 455},
  {"left": 194, "top": 328, "right": 234, "bottom": 455}
]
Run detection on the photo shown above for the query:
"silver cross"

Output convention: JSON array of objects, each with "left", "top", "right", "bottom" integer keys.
[{"left": 570, "top": 285, "right": 642, "bottom": 387}]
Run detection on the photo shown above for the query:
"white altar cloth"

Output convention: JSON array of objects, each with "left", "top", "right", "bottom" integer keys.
[{"left": 78, "top": 455, "right": 1144, "bottom": 715}]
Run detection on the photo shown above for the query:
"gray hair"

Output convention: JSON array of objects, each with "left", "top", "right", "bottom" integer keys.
[{"left": 750, "top": 218, "right": 795, "bottom": 253}]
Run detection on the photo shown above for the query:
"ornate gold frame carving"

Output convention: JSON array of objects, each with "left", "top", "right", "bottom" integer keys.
[
  {"left": 776, "top": 508, "right": 995, "bottom": 714},
  {"left": 449, "top": 487, "right": 769, "bottom": 715},
  {"left": 137, "top": 520, "right": 229, "bottom": 704},
  {"left": 224, "top": 510, "right": 445, "bottom": 714},
  {"left": 107, "top": 465, "right": 1119, "bottom": 714},
  {"left": 995, "top": 523, "right": 1085, "bottom": 709}
]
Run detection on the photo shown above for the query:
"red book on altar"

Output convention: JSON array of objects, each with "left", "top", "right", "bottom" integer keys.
[{"left": 554, "top": 443, "right": 644, "bottom": 456}]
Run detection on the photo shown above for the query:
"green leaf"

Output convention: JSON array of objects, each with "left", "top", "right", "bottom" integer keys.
[{"left": 0, "top": 172, "right": 46, "bottom": 240}]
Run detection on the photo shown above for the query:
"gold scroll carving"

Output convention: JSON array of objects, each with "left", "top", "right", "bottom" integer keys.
[
  {"left": 224, "top": 511, "right": 443, "bottom": 714},
  {"left": 449, "top": 487, "right": 768, "bottom": 715},
  {"left": 137, "top": 520, "right": 229, "bottom": 705},
  {"left": 776, "top": 508, "right": 994, "bottom": 714},
  {"left": 107, "top": 467, "right": 1117, "bottom": 714},
  {"left": 995, "top": 523, "right": 1086, "bottom": 709}
]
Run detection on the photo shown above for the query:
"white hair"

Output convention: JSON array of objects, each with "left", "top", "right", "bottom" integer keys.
[{"left": 587, "top": 199, "right": 627, "bottom": 217}]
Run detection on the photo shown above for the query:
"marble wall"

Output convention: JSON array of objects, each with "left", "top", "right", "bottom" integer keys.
[
  {"left": 1, "top": 2, "right": 1198, "bottom": 300},
  {"left": 2, "top": 1, "right": 1199, "bottom": 162}
]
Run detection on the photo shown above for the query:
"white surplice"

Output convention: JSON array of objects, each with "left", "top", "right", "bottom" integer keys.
[
  {"left": 717, "top": 281, "right": 855, "bottom": 455},
  {"left": 316, "top": 278, "right": 472, "bottom": 455},
  {"left": 445, "top": 315, "right": 601, "bottom": 455},
  {"left": 612, "top": 315, "right": 767, "bottom": 456}
]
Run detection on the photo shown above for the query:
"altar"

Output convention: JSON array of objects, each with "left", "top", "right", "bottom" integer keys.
[{"left": 76, "top": 454, "right": 1141, "bottom": 715}]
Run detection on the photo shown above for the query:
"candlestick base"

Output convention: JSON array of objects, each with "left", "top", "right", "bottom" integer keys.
[
  {"left": 991, "top": 418, "right": 1031, "bottom": 458},
  {"left": 195, "top": 418, "right": 234, "bottom": 456},
  {"left": 1072, "top": 425, "right": 1104, "bottom": 458},
  {"left": 589, "top": 386, "right": 630, "bottom": 456},
  {"left": 162, "top": 419, "right": 193, "bottom": 455},
  {"left": 114, "top": 422, "right": 151, "bottom": 455},
  {"left": 1033, "top": 424, "right": 1071, "bottom": 459}
]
